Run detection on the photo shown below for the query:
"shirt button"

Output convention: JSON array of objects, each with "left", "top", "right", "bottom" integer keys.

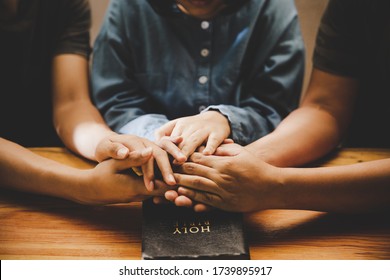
[
  {"left": 198, "top": 105, "right": 207, "bottom": 112},
  {"left": 201, "top": 21, "right": 210, "bottom": 29},
  {"left": 200, "top": 48, "right": 210, "bottom": 57},
  {"left": 198, "top": 76, "right": 208, "bottom": 84}
]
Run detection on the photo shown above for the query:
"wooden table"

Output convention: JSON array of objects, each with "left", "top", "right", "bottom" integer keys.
[{"left": 1, "top": 148, "right": 390, "bottom": 260}]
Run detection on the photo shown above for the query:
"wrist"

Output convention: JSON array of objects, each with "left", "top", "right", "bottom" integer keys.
[
  {"left": 201, "top": 110, "right": 231, "bottom": 134},
  {"left": 271, "top": 167, "right": 303, "bottom": 210},
  {"left": 259, "top": 165, "right": 289, "bottom": 210},
  {"left": 65, "top": 169, "right": 95, "bottom": 205}
]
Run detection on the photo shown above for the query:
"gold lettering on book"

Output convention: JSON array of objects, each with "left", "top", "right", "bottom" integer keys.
[{"left": 173, "top": 220, "right": 211, "bottom": 235}]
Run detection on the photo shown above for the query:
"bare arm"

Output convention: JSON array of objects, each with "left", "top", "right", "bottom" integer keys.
[
  {"left": 246, "top": 69, "right": 358, "bottom": 167},
  {"left": 0, "top": 137, "right": 169, "bottom": 204},
  {"left": 52, "top": 54, "right": 122, "bottom": 161},
  {"left": 279, "top": 158, "right": 390, "bottom": 213},
  {"left": 52, "top": 55, "right": 177, "bottom": 189},
  {"left": 174, "top": 146, "right": 390, "bottom": 213},
  {"left": 169, "top": 69, "right": 361, "bottom": 209}
]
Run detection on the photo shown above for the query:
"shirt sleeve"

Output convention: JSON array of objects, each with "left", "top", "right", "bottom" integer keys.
[
  {"left": 205, "top": 12, "right": 304, "bottom": 145},
  {"left": 92, "top": 0, "right": 161, "bottom": 132},
  {"left": 53, "top": 0, "right": 91, "bottom": 58},
  {"left": 119, "top": 114, "right": 169, "bottom": 141},
  {"left": 313, "top": 0, "right": 360, "bottom": 78}
]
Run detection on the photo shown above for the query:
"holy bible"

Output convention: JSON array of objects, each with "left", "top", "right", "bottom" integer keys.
[{"left": 142, "top": 198, "right": 250, "bottom": 260}]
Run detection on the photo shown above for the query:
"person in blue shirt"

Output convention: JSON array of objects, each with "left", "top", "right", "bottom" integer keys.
[
  {"left": 169, "top": 0, "right": 390, "bottom": 213},
  {"left": 92, "top": 0, "right": 305, "bottom": 191}
]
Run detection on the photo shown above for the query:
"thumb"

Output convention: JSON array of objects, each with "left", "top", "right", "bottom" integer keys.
[{"left": 95, "top": 141, "right": 129, "bottom": 162}]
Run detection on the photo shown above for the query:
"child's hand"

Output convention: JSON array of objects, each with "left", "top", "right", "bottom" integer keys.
[{"left": 155, "top": 111, "right": 231, "bottom": 163}]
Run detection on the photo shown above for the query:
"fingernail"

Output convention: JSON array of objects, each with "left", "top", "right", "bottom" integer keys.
[
  {"left": 179, "top": 152, "right": 186, "bottom": 159},
  {"left": 168, "top": 174, "right": 176, "bottom": 184},
  {"left": 175, "top": 153, "right": 186, "bottom": 162},
  {"left": 117, "top": 148, "right": 128, "bottom": 158},
  {"left": 149, "top": 181, "right": 154, "bottom": 191},
  {"left": 141, "top": 147, "right": 153, "bottom": 157}
]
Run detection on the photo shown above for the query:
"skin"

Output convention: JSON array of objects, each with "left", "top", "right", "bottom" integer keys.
[
  {"left": 0, "top": 1, "right": 172, "bottom": 202},
  {"left": 0, "top": 138, "right": 172, "bottom": 205},
  {"left": 155, "top": 111, "right": 231, "bottom": 163},
  {"left": 52, "top": 55, "right": 178, "bottom": 190},
  {"left": 168, "top": 69, "right": 390, "bottom": 213},
  {"left": 150, "top": 1, "right": 231, "bottom": 189},
  {"left": 174, "top": 144, "right": 390, "bottom": 213},
  {"left": 176, "top": 0, "right": 226, "bottom": 19}
]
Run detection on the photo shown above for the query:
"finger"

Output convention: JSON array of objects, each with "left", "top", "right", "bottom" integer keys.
[
  {"left": 174, "top": 173, "right": 219, "bottom": 194},
  {"left": 202, "top": 133, "right": 224, "bottom": 155},
  {"left": 164, "top": 190, "right": 179, "bottom": 202},
  {"left": 95, "top": 141, "right": 129, "bottom": 162},
  {"left": 155, "top": 120, "right": 178, "bottom": 140},
  {"left": 170, "top": 122, "right": 185, "bottom": 138},
  {"left": 194, "top": 203, "right": 213, "bottom": 212},
  {"left": 197, "top": 145, "right": 206, "bottom": 153},
  {"left": 223, "top": 138, "right": 234, "bottom": 144},
  {"left": 180, "top": 130, "right": 208, "bottom": 158},
  {"left": 142, "top": 156, "right": 155, "bottom": 191},
  {"left": 111, "top": 135, "right": 150, "bottom": 153},
  {"left": 108, "top": 148, "right": 152, "bottom": 171},
  {"left": 147, "top": 179, "right": 175, "bottom": 197},
  {"left": 152, "top": 197, "right": 170, "bottom": 204},
  {"left": 174, "top": 195, "right": 194, "bottom": 208},
  {"left": 214, "top": 144, "right": 242, "bottom": 157},
  {"left": 152, "top": 179, "right": 175, "bottom": 195},
  {"left": 170, "top": 135, "right": 184, "bottom": 145},
  {"left": 177, "top": 187, "right": 222, "bottom": 208},
  {"left": 179, "top": 162, "right": 215, "bottom": 180},
  {"left": 154, "top": 150, "right": 176, "bottom": 185},
  {"left": 158, "top": 137, "right": 187, "bottom": 163},
  {"left": 188, "top": 152, "right": 218, "bottom": 168}
]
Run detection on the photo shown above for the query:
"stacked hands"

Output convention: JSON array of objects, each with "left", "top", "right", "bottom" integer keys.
[{"left": 94, "top": 111, "right": 267, "bottom": 212}]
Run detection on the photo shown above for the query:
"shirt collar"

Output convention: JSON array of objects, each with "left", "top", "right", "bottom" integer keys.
[{"left": 146, "top": 0, "right": 250, "bottom": 17}]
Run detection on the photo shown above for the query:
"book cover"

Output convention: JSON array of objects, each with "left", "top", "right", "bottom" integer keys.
[{"left": 142, "top": 198, "right": 250, "bottom": 260}]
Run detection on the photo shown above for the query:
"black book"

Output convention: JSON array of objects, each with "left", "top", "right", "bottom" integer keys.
[{"left": 142, "top": 198, "right": 250, "bottom": 260}]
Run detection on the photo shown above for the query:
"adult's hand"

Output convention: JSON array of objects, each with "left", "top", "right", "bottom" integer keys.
[
  {"left": 173, "top": 146, "right": 281, "bottom": 212},
  {"left": 76, "top": 150, "right": 173, "bottom": 205},
  {"left": 95, "top": 134, "right": 177, "bottom": 191}
]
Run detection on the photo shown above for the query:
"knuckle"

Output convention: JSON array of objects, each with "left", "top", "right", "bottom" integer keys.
[
  {"left": 222, "top": 158, "right": 235, "bottom": 172},
  {"left": 202, "top": 192, "right": 214, "bottom": 204},
  {"left": 183, "top": 163, "right": 195, "bottom": 173},
  {"left": 190, "top": 153, "right": 202, "bottom": 163},
  {"left": 192, "top": 177, "right": 204, "bottom": 188}
]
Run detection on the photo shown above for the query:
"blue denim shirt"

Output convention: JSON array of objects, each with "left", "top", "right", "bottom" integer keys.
[{"left": 92, "top": 0, "right": 304, "bottom": 145}]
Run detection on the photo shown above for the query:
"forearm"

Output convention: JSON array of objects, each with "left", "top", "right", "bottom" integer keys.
[
  {"left": 54, "top": 99, "right": 116, "bottom": 161},
  {"left": 275, "top": 159, "right": 390, "bottom": 213},
  {"left": 247, "top": 106, "right": 342, "bottom": 167},
  {"left": 52, "top": 54, "right": 118, "bottom": 161},
  {"left": 0, "top": 138, "right": 83, "bottom": 201}
]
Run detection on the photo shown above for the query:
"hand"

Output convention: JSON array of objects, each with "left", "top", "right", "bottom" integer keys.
[
  {"left": 155, "top": 111, "right": 231, "bottom": 162},
  {"left": 74, "top": 150, "right": 174, "bottom": 205},
  {"left": 163, "top": 141, "right": 239, "bottom": 212},
  {"left": 172, "top": 146, "right": 281, "bottom": 212},
  {"left": 95, "top": 133, "right": 131, "bottom": 161},
  {"left": 95, "top": 134, "right": 177, "bottom": 191}
]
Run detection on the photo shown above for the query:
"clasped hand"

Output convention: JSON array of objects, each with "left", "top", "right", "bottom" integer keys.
[{"left": 171, "top": 144, "right": 281, "bottom": 212}]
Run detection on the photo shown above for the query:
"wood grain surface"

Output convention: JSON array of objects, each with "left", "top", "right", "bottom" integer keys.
[{"left": 1, "top": 148, "right": 389, "bottom": 259}]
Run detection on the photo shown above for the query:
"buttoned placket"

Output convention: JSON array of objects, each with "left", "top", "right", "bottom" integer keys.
[{"left": 196, "top": 20, "right": 212, "bottom": 113}]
